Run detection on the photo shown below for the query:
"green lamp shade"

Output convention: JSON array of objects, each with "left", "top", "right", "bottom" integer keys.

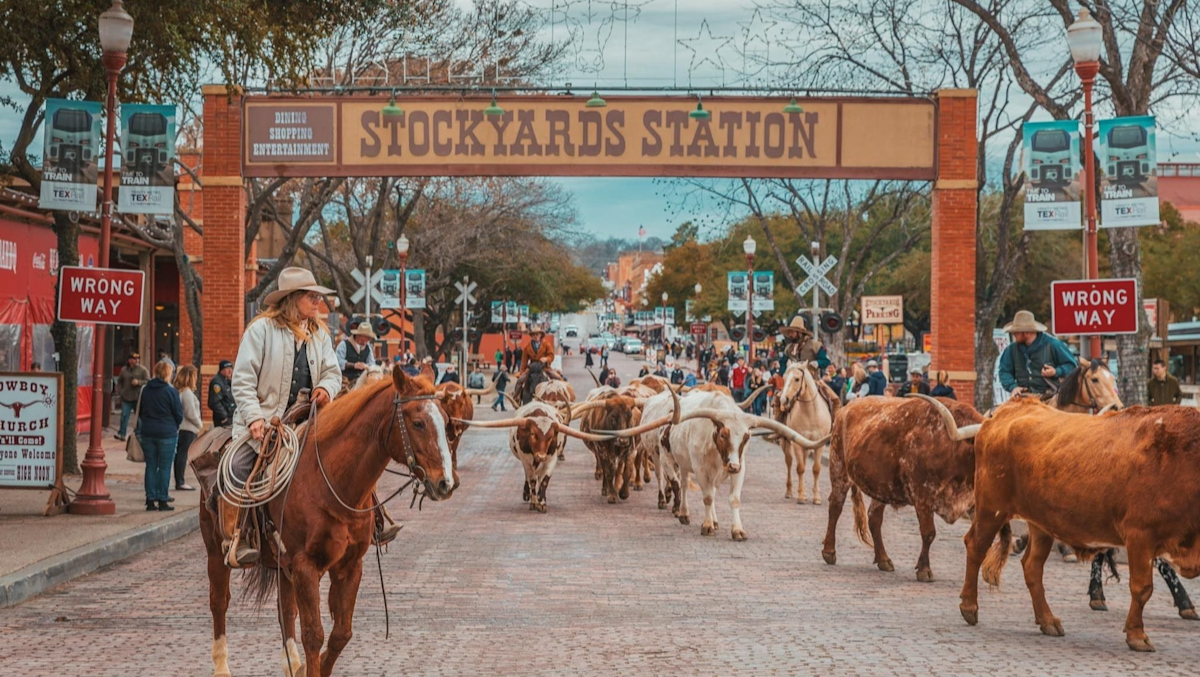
[
  {"left": 688, "top": 101, "right": 711, "bottom": 121},
  {"left": 483, "top": 97, "right": 505, "bottom": 117},
  {"left": 783, "top": 97, "right": 804, "bottom": 114},
  {"left": 586, "top": 91, "right": 607, "bottom": 108},
  {"left": 382, "top": 95, "right": 404, "bottom": 118}
]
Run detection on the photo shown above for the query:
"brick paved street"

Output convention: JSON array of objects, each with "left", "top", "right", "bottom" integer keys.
[{"left": 1, "top": 353, "right": 1197, "bottom": 675}]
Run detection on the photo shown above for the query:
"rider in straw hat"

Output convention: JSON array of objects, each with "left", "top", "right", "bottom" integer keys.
[
  {"left": 997, "top": 309, "right": 1077, "bottom": 397},
  {"left": 779, "top": 315, "right": 821, "bottom": 364},
  {"left": 338, "top": 321, "right": 377, "bottom": 383}
]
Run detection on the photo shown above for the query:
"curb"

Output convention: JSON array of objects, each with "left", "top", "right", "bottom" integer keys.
[{"left": 0, "top": 509, "right": 200, "bottom": 608}]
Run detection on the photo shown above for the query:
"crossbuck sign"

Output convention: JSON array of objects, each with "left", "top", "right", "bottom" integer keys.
[{"left": 796, "top": 254, "right": 838, "bottom": 297}]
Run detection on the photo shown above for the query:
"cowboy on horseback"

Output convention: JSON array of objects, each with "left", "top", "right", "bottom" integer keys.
[
  {"left": 512, "top": 327, "right": 557, "bottom": 405},
  {"left": 997, "top": 310, "right": 1076, "bottom": 397}
]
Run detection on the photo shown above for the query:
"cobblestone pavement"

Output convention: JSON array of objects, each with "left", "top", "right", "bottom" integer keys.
[{"left": 1, "top": 354, "right": 1197, "bottom": 675}]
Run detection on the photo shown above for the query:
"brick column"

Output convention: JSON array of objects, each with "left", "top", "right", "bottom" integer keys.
[
  {"left": 930, "top": 90, "right": 978, "bottom": 404},
  {"left": 176, "top": 149, "right": 203, "bottom": 370},
  {"left": 200, "top": 85, "right": 246, "bottom": 412}
]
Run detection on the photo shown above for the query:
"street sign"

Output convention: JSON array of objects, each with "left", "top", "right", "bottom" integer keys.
[
  {"left": 56, "top": 267, "right": 145, "bottom": 325},
  {"left": 508, "top": 330, "right": 523, "bottom": 341},
  {"left": 454, "top": 279, "right": 478, "bottom": 306},
  {"left": 690, "top": 322, "right": 708, "bottom": 336},
  {"left": 350, "top": 268, "right": 384, "bottom": 306},
  {"left": 1050, "top": 278, "right": 1139, "bottom": 335},
  {"left": 797, "top": 254, "right": 838, "bottom": 297}
]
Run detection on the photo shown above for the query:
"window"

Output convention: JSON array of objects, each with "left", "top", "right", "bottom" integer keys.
[
  {"left": 1108, "top": 126, "right": 1147, "bottom": 149},
  {"left": 52, "top": 109, "right": 92, "bottom": 133},
  {"left": 1031, "top": 130, "right": 1069, "bottom": 153},
  {"left": 128, "top": 113, "right": 167, "bottom": 136}
]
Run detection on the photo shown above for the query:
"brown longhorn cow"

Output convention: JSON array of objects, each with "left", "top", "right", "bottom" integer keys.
[
  {"left": 822, "top": 395, "right": 982, "bottom": 582},
  {"left": 940, "top": 397, "right": 1200, "bottom": 652}
]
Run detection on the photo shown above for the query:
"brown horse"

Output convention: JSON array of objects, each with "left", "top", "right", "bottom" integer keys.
[{"left": 200, "top": 368, "right": 457, "bottom": 677}]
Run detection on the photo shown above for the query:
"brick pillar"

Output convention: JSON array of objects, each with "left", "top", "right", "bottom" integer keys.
[
  {"left": 930, "top": 90, "right": 978, "bottom": 405},
  {"left": 177, "top": 149, "right": 203, "bottom": 370},
  {"left": 200, "top": 85, "right": 246, "bottom": 414}
]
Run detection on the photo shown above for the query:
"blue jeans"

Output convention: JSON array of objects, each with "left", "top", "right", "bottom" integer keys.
[
  {"left": 140, "top": 435, "right": 177, "bottom": 503},
  {"left": 119, "top": 400, "right": 135, "bottom": 437},
  {"left": 493, "top": 392, "right": 507, "bottom": 411}
]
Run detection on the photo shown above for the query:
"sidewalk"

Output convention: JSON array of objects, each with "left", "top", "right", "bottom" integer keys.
[{"left": 0, "top": 430, "right": 201, "bottom": 607}]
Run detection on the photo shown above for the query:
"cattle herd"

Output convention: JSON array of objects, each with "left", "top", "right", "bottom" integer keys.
[{"left": 445, "top": 358, "right": 1199, "bottom": 653}]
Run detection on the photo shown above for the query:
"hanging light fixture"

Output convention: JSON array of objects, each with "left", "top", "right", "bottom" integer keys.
[
  {"left": 382, "top": 91, "right": 403, "bottom": 118},
  {"left": 783, "top": 96, "right": 804, "bottom": 114},
  {"left": 689, "top": 95, "right": 711, "bottom": 121},
  {"left": 586, "top": 90, "right": 607, "bottom": 108},
  {"left": 483, "top": 89, "right": 505, "bottom": 117}
]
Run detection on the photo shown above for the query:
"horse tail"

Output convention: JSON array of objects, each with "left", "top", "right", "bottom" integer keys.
[
  {"left": 850, "top": 484, "right": 872, "bottom": 548},
  {"left": 981, "top": 522, "right": 1013, "bottom": 590},
  {"left": 240, "top": 563, "right": 279, "bottom": 609}
]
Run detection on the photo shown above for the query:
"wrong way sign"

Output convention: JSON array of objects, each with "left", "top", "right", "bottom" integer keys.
[
  {"left": 1050, "top": 278, "right": 1139, "bottom": 335},
  {"left": 57, "top": 267, "right": 145, "bottom": 326}
]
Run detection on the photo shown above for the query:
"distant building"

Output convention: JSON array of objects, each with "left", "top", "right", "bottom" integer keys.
[
  {"left": 1160, "top": 162, "right": 1200, "bottom": 223},
  {"left": 610, "top": 250, "right": 663, "bottom": 310}
]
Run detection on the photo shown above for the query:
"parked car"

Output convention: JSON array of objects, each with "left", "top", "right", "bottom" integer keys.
[{"left": 623, "top": 338, "right": 644, "bottom": 355}]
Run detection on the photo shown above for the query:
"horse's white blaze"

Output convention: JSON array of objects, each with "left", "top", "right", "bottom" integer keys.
[
  {"left": 212, "top": 635, "right": 230, "bottom": 677},
  {"left": 423, "top": 402, "right": 455, "bottom": 488}
]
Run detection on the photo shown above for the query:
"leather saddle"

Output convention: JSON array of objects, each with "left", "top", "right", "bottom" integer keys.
[{"left": 188, "top": 396, "right": 314, "bottom": 501}]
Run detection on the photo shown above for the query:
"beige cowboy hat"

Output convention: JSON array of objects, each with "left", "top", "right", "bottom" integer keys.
[
  {"left": 351, "top": 322, "right": 377, "bottom": 339},
  {"left": 779, "top": 315, "right": 813, "bottom": 338},
  {"left": 530, "top": 326, "right": 546, "bottom": 336},
  {"left": 264, "top": 267, "right": 334, "bottom": 306},
  {"left": 1002, "top": 309, "right": 1047, "bottom": 334}
]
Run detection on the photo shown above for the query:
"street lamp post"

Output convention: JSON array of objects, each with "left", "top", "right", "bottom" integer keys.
[
  {"left": 661, "top": 291, "right": 668, "bottom": 347},
  {"left": 71, "top": 0, "right": 133, "bottom": 516},
  {"left": 744, "top": 235, "right": 757, "bottom": 362},
  {"left": 1068, "top": 8, "right": 1104, "bottom": 361},
  {"left": 694, "top": 282, "right": 703, "bottom": 377},
  {"left": 396, "top": 234, "right": 409, "bottom": 357}
]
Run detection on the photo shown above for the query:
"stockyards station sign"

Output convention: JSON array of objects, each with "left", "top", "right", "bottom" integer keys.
[{"left": 242, "top": 95, "right": 936, "bottom": 180}]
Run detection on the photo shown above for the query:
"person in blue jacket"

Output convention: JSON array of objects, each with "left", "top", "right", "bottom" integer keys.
[
  {"left": 136, "top": 360, "right": 183, "bottom": 511},
  {"left": 865, "top": 359, "right": 889, "bottom": 396},
  {"left": 997, "top": 310, "right": 1077, "bottom": 396}
]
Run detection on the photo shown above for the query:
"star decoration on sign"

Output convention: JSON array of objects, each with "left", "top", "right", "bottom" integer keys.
[
  {"left": 738, "top": 8, "right": 778, "bottom": 79},
  {"left": 677, "top": 19, "right": 734, "bottom": 85}
]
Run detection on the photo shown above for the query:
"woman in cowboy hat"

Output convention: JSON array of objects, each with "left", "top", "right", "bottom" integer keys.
[
  {"left": 219, "top": 268, "right": 346, "bottom": 566},
  {"left": 997, "top": 309, "right": 1077, "bottom": 397}
]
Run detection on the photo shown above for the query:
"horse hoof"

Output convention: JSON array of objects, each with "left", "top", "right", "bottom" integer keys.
[
  {"left": 813, "top": 497, "right": 822, "bottom": 505},
  {"left": 731, "top": 528, "right": 748, "bottom": 541},
  {"left": 960, "top": 606, "right": 978, "bottom": 626},
  {"left": 877, "top": 559, "right": 895, "bottom": 573},
  {"left": 916, "top": 568, "right": 934, "bottom": 583},
  {"left": 701, "top": 524, "right": 715, "bottom": 536},
  {"left": 537, "top": 503, "right": 548, "bottom": 514},
  {"left": 1062, "top": 554, "right": 1078, "bottom": 563},
  {"left": 1039, "top": 619, "right": 1065, "bottom": 637},
  {"left": 822, "top": 551, "right": 836, "bottom": 565},
  {"left": 678, "top": 515, "right": 690, "bottom": 525},
  {"left": 607, "top": 495, "right": 617, "bottom": 504},
  {"left": 1180, "top": 608, "right": 1199, "bottom": 621},
  {"left": 1127, "top": 637, "right": 1155, "bottom": 652},
  {"left": 1089, "top": 599, "right": 1108, "bottom": 612}
]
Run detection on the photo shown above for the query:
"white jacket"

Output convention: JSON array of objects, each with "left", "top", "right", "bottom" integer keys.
[{"left": 231, "top": 318, "right": 342, "bottom": 447}]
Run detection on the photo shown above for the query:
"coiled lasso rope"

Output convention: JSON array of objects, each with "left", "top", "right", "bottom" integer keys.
[{"left": 217, "top": 420, "right": 302, "bottom": 509}]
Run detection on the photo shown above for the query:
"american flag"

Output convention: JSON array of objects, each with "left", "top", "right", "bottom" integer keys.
[{"left": 638, "top": 225, "right": 646, "bottom": 238}]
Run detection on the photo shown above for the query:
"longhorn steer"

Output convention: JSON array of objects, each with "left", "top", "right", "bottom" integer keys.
[
  {"left": 948, "top": 397, "right": 1200, "bottom": 652},
  {"left": 822, "top": 395, "right": 982, "bottom": 582},
  {"left": 535, "top": 379, "right": 577, "bottom": 460}
]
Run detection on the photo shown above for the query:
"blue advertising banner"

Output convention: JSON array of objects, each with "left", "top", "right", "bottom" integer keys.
[
  {"left": 39, "top": 99, "right": 103, "bottom": 211},
  {"left": 1022, "top": 120, "right": 1081, "bottom": 231},
  {"left": 1098, "top": 115, "right": 1158, "bottom": 228},
  {"left": 118, "top": 104, "right": 176, "bottom": 215}
]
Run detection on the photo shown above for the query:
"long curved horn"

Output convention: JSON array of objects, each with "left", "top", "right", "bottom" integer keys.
[
  {"left": 736, "top": 384, "right": 771, "bottom": 410},
  {"left": 1097, "top": 403, "right": 1119, "bottom": 415},
  {"left": 744, "top": 416, "right": 830, "bottom": 449},
  {"left": 503, "top": 393, "right": 521, "bottom": 411},
  {"left": 586, "top": 368, "right": 601, "bottom": 387},
  {"left": 668, "top": 379, "right": 681, "bottom": 424},
  {"left": 556, "top": 422, "right": 615, "bottom": 442},
  {"left": 597, "top": 413, "right": 674, "bottom": 438},
  {"left": 570, "top": 399, "right": 610, "bottom": 418},
  {"left": 452, "top": 417, "right": 530, "bottom": 429},
  {"left": 906, "top": 394, "right": 980, "bottom": 441},
  {"left": 462, "top": 379, "right": 497, "bottom": 397}
]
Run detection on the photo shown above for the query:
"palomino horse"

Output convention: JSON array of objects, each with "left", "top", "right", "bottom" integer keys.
[
  {"left": 774, "top": 362, "right": 835, "bottom": 504},
  {"left": 200, "top": 368, "right": 458, "bottom": 677},
  {"left": 1047, "top": 359, "right": 1199, "bottom": 619}
]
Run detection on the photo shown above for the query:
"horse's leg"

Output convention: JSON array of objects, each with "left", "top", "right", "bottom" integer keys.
[
  {"left": 291, "top": 558, "right": 327, "bottom": 676},
  {"left": 1156, "top": 558, "right": 1198, "bottom": 619},
  {"left": 811, "top": 444, "right": 824, "bottom": 506},
  {"left": 203, "top": 515, "right": 233, "bottom": 677},
  {"left": 1089, "top": 551, "right": 1110, "bottom": 611},
  {"left": 320, "top": 560, "right": 364, "bottom": 677},
  {"left": 279, "top": 571, "right": 304, "bottom": 676},
  {"left": 781, "top": 440, "right": 795, "bottom": 499},
  {"left": 1021, "top": 526, "right": 1064, "bottom": 637},
  {"left": 795, "top": 442, "right": 808, "bottom": 504},
  {"left": 914, "top": 500, "right": 937, "bottom": 582},
  {"left": 868, "top": 499, "right": 893, "bottom": 572}
]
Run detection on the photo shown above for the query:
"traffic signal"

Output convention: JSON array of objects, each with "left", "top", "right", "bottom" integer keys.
[
  {"left": 468, "top": 329, "right": 480, "bottom": 343},
  {"left": 372, "top": 316, "right": 392, "bottom": 337},
  {"left": 752, "top": 327, "right": 767, "bottom": 342},
  {"left": 449, "top": 329, "right": 464, "bottom": 342},
  {"left": 819, "top": 311, "right": 843, "bottom": 334},
  {"left": 729, "top": 327, "right": 746, "bottom": 342}
]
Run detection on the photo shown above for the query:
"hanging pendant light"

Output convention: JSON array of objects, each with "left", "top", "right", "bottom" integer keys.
[
  {"left": 483, "top": 89, "right": 505, "bottom": 117},
  {"left": 689, "top": 95, "right": 711, "bottom": 121},
  {"left": 783, "top": 97, "right": 803, "bottom": 114},
  {"left": 586, "top": 90, "right": 607, "bottom": 108},
  {"left": 382, "top": 91, "right": 404, "bottom": 118}
]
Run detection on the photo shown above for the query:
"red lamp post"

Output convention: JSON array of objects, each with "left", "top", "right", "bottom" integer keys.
[
  {"left": 1068, "top": 8, "right": 1104, "bottom": 360},
  {"left": 71, "top": 0, "right": 133, "bottom": 515},
  {"left": 744, "top": 235, "right": 757, "bottom": 362},
  {"left": 396, "top": 234, "right": 409, "bottom": 357},
  {"left": 694, "top": 282, "right": 703, "bottom": 377}
]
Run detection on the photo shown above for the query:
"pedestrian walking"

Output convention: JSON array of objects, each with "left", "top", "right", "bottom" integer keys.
[
  {"left": 997, "top": 310, "right": 1076, "bottom": 397},
  {"left": 116, "top": 353, "right": 150, "bottom": 441},
  {"left": 494, "top": 348, "right": 503, "bottom": 370},
  {"left": 172, "top": 364, "right": 200, "bottom": 492},
  {"left": 208, "top": 359, "right": 236, "bottom": 427},
  {"left": 669, "top": 364, "right": 685, "bottom": 385},
  {"left": 584, "top": 347, "right": 595, "bottom": 368},
  {"left": 599, "top": 365, "right": 611, "bottom": 386},
  {"left": 157, "top": 349, "right": 177, "bottom": 381},
  {"left": 1147, "top": 359, "right": 1181, "bottom": 406},
  {"left": 600, "top": 344, "right": 609, "bottom": 368},
  {"left": 930, "top": 370, "right": 956, "bottom": 399},
  {"left": 137, "top": 360, "right": 183, "bottom": 511},
  {"left": 491, "top": 367, "right": 511, "bottom": 411}
]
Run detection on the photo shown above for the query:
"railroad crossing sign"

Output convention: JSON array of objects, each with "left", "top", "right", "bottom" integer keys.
[
  {"left": 454, "top": 279, "right": 478, "bottom": 306},
  {"left": 796, "top": 254, "right": 838, "bottom": 296},
  {"left": 350, "top": 268, "right": 384, "bottom": 306}
]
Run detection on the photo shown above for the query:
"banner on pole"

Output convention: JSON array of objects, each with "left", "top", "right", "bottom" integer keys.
[
  {"left": 665, "top": 306, "right": 676, "bottom": 325},
  {"left": 405, "top": 269, "right": 426, "bottom": 309},
  {"left": 379, "top": 269, "right": 401, "bottom": 309},
  {"left": 727, "top": 272, "right": 748, "bottom": 312},
  {"left": 491, "top": 301, "right": 503, "bottom": 323},
  {"left": 752, "top": 271, "right": 775, "bottom": 311},
  {"left": 117, "top": 104, "right": 176, "bottom": 215},
  {"left": 39, "top": 99, "right": 103, "bottom": 211},
  {"left": 1098, "top": 115, "right": 1159, "bottom": 228},
  {"left": 1021, "top": 120, "right": 1082, "bottom": 231}
]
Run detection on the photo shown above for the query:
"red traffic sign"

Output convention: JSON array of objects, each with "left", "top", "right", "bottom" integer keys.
[
  {"left": 690, "top": 322, "right": 708, "bottom": 336},
  {"left": 57, "top": 266, "right": 145, "bottom": 326},
  {"left": 1050, "top": 278, "right": 1138, "bottom": 336},
  {"left": 507, "top": 330, "right": 523, "bottom": 341}
]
